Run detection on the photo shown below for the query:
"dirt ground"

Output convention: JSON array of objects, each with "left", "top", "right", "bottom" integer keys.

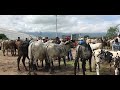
[{"left": 0, "top": 49, "right": 115, "bottom": 75}]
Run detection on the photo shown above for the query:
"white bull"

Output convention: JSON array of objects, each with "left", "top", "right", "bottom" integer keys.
[
  {"left": 46, "top": 41, "right": 73, "bottom": 73},
  {"left": 90, "top": 43, "right": 102, "bottom": 51},
  {"left": 28, "top": 40, "right": 49, "bottom": 74}
]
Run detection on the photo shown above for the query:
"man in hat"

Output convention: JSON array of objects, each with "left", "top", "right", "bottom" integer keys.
[
  {"left": 79, "top": 38, "right": 86, "bottom": 45},
  {"left": 55, "top": 37, "right": 61, "bottom": 44},
  {"left": 17, "top": 37, "right": 21, "bottom": 41}
]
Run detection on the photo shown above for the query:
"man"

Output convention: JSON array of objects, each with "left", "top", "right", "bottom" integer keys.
[
  {"left": 25, "top": 38, "right": 28, "bottom": 41},
  {"left": 55, "top": 37, "right": 61, "bottom": 44},
  {"left": 65, "top": 36, "right": 73, "bottom": 61},
  {"left": 17, "top": 37, "right": 21, "bottom": 41},
  {"left": 79, "top": 38, "right": 86, "bottom": 46},
  {"left": 112, "top": 38, "right": 120, "bottom": 51}
]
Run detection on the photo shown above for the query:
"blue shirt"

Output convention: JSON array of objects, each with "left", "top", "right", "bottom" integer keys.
[{"left": 79, "top": 40, "right": 85, "bottom": 45}]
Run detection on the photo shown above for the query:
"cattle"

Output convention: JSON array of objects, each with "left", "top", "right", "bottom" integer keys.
[
  {"left": 93, "top": 49, "right": 120, "bottom": 75},
  {"left": 28, "top": 40, "right": 49, "bottom": 75},
  {"left": 113, "top": 53, "right": 120, "bottom": 75},
  {"left": 90, "top": 43, "right": 102, "bottom": 51},
  {"left": 86, "top": 38, "right": 98, "bottom": 44},
  {"left": 15, "top": 40, "right": 23, "bottom": 56},
  {"left": 1, "top": 40, "right": 16, "bottom": 56},
  {"left": 74, "top": 43, "right": 92, "bottom": 75},
  {"left": 46, "top": 43, "right": 66, "bottom": 73},
  {"left": 17, "top": 40, "right": 30, "bottom": 71},
  {"left": 0, "top": 39, "right": 2, "bottom": 50}
]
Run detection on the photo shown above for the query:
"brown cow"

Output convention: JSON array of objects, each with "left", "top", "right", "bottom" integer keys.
[{"left": 1, "top": 40, "right": 16, "bottom": 56}]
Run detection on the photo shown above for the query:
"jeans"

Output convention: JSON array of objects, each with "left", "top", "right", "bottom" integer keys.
[
  {"left": 68, "top": 49, "right": 73, "bottom": 60},
  {"left": 112, "top": 44, "right": 120, "bottom": 51}
]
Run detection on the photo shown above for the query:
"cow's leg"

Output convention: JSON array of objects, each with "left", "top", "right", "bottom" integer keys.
[
  {"left": 58, "top": 56, "right": 61, "bottom": 69},
  {"left": 32, "top": 59, "right": 38, "bottom": 75},
  {"left": 96, "top": 62, "right": 100, "bottom": 75},
  {"left": 82, "top": 59, "right": 86, "bottom": 75},
  {"left": 22, "top": 56, "right": 28, "bottom": 71},
  {"left": 26, "top": 55, "right": 31, "bottom": 71},
  {"left": 26, "top": 56, "right": 31, "bottom": 72},
  {"left": 115, "top": 68, "right": 119, "bottom": 75},
  {"left": 89, "top": 57, "right": 92, "bottom": 72},
  {"left": 63, "top": 56, "right": 66, "bottom": 67},
  {"left": 7, "top": 49, "right": 8, "bottom": 56},
  {"left": 50, "top": 58, "right": 54, "bottom": 74},
  {"left": 11, "top": 49, "right": 13, "bottom": 56},
  {"left": 41, "top": 60, "right": 44, "bottom": 67},
  {"left": 17, "top": 55, "right": 22, "bottom": 71},
  {"left": 3, "top": 50, "right": 5, "bottom": 56},
  {"left": 28, "top": 57, "right": 33, "bottom": 75},
  {"left": 109, "top": 62, "right": 112, "bottom": 72},
  {"left": 36, "top": 59, "right": 39, "bottom": 68},
  {"left": 44, "top": 58, "right": 49, "bottom": 70},
  {"left": 14, "top": 49, "right": 16, "bottom": 56}
]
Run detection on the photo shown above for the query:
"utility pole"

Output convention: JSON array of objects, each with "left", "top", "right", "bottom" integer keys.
[{"left": 56, "top": 15, "right": 58, "bottom": 37}]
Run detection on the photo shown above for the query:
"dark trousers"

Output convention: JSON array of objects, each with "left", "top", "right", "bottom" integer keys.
[{"left": 68, "top": 49, "right": 73, "bottom": 60}]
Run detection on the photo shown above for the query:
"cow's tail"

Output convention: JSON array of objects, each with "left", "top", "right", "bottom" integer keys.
[
  {"left": 28, "top": 42, "right": 34, "bottom": 74},
  {"left": 1, "top": 41, "right": 4, "bottom": 51},
  {"left": 28, "top": 42, "right": 33, "bottom": 61}
]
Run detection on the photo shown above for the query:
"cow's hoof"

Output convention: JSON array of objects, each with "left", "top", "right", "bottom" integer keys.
[
  {"left": 27, "top": 72, "right": 31, "bottom": 75},
  {"left": 50, "top": 70, "right": 55, "bottom": 74},
  {"left": 33, "top": 72, "right": 37, "bottom": 75},
  {"left": 90, "top": 70, "right": 92, "bottom": 72},
  {"left": 25, "top": 69, "right": 28, "bottom": 71},
  {"left": 59, "top": 67, "right": 61, "bottom": 69}
]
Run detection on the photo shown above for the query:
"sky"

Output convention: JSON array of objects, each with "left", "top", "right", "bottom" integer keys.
[{"left": 0, "top": 15, "right": 120, "bottom": 33}]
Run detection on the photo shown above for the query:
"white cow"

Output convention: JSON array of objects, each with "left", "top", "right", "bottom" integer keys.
[
  {"left": 90, "top": 43, "right": 102, "bottom": 51},
  {"left": 46, "top": 41, "right": 73, "bottom": 73},
  {"left": 28, "top": 40, "right": 49, "bottom": 74}
]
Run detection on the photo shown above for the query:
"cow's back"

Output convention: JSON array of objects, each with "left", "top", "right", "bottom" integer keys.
[{"left": 29, "top": 41, "right": 46, "bottom": 60}]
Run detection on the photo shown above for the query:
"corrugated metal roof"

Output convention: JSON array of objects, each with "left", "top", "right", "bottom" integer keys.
[{"left": 0, "top": 28, "right": 36, "bottom": 40}]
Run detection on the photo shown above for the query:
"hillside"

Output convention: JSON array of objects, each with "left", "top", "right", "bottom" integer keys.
[{"left": 24, "top": 31, "right": 107, "bottom": 38}]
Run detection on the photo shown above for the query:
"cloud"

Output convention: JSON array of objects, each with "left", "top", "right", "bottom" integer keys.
[{"left": 0, "top": 15, "right": 120, "bottom": 33}]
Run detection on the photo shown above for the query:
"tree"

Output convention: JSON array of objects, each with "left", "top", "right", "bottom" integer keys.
[
  {"left": 106, "top": 27, "right": 119, "bottom": 39},
  {"left": 0, "top": 34, "right": 8, "bottom": 40}
]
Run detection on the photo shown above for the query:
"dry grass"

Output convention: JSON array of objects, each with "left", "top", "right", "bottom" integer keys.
[{"left": 0, "top": 49, "right": 115, "bottom": 75}]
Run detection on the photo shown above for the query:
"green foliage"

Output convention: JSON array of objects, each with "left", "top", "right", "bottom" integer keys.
[
  {"left": 0, "top": 34, "right": 8, "bottom": 40},
  {"left": 106, "top": 27, "right": 119, "bottom": 39}
]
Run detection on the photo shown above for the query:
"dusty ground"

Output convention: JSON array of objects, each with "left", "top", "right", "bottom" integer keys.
[{"left": 0, "top": 49, "right": 115, "bottom": 75}]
